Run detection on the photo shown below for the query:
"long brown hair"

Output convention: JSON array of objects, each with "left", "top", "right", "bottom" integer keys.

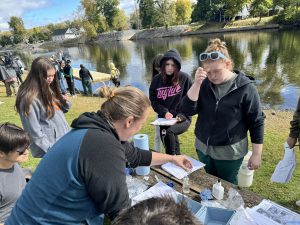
[
  {"left": 16, "top": 57, "right": 66, "bottom": 118},
  {"left": 161, "top": 59, "right": 179, "bottom": 85}
]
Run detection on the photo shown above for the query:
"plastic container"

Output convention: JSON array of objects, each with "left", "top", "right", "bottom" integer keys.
[
  {"left": 212, "top": 179, "right": 224, "bottom": 200},
  {"left": 177, "top": 194, "right": 235, "bottom": 225},
  {"left": 134, "top": 134, "right": 150, "bottom": 176},
  {"left": 196, "top": 206, "right": 236, "bottom": 225},
  {"left": 182, "top": 176, "right": 190, "bottom": 194},
  {"left": 238, "top": 151, "right": 254, "bottom": 187}
]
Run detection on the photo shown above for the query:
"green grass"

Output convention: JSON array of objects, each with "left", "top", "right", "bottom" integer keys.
[
  {"left": 189, "top": 17, "right": 276, "bottom": 32},
  {"left": 224, "top": 16, "right": 276, "bottom": 28},
  {"left": 0, "top": 84, "right": 299, "bottom": 213}
]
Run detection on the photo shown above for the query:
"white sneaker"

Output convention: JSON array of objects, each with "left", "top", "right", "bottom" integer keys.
[{"left": 296, "top": 200, "right": 300, "bottom": 207}]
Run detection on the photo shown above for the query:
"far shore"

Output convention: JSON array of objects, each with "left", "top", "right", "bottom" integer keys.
[{"left": 1, "top": 18, "right": 295, "bottom": 52}]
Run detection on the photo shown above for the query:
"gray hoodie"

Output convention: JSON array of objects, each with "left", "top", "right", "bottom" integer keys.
[{"left": 19, "top": 98, "right": 71, "bottom": 158}]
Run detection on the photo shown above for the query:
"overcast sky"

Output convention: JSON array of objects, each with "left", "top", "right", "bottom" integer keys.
[{"left": 0, "top": 0, "right": 137, "bottom": 31}]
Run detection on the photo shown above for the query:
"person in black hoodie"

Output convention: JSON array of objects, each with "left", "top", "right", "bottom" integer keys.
[
  {"left": 64, "top": 59, "right": 75, "bottom": 96},
  {"left": 6, "top": 86, "right": 192, "bottom": 225},
  {"left": 79, "top": 64, "right": 94, "bottom": 96},
  {"left": 180, "top": 38, "right": 264, "bottom": 184},
  {"left": 149, "top": 49, "right": 192, "bottom": 155}
]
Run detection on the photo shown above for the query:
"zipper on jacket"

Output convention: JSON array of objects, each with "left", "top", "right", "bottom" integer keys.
[
  {"left": 215, "top": 100, "right": 219, "bottom": 112},
  {"left": 206, "top": 137, "right": 210, "bottom": 146}
]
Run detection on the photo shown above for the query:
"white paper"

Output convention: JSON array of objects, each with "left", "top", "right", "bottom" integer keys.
[
  {"left": 150, "top": 118, "right": 177, "bottom": 126},
  {"left": 271, "top": 142, "right": 296, "bottom": 183},
  {"left": 131, "top": 181, "right": 177, "bottom": 205},
  {"left": 161, "top": 155, "right": 205, "bottom": 180},
  {"left": 131, "top": 182, "right": 203, "bottom": 215},
  {"left": 248, "top": 199, "right": 300, "bottom": 225}
]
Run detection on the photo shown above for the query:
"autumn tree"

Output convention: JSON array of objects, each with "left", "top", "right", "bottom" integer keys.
[
  {"left": 191, "top": 0, "right": 214, "bottom": 21},
  {"left": 129, "top": 10, "right": 141, "bottom": 29},
  {"left": 154, "top": 0, "right": 177, "bottom": 29},
  {"left": 82, "top": 21, "right": 98, "bottom": 39},
  {"left": 176, "top": 0, "right": 192, "bottom": 24},
  {"left": 95, "top": 0, "right": 120, "bottom": 28},
  {"left": 223, "top": 0, "right": 250, "bottom": 20},
  {"left": 138, "top": 0, "right": 156, "bottom": 28},
  {"left": 8, "top": 16, "right": 26, "bottom": 44},
  {"left": 112, "top": 10, "right": 128, "bottom": 31},
  {"left": 251, "top": 0, "right": 272, "bottom": 21}
]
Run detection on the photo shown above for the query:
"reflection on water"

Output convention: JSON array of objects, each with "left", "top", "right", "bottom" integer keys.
[{"left": 26, "top": 29, "right": 300, "bottom": 109}]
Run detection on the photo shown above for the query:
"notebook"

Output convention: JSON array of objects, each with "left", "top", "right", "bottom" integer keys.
[{"left": 161, "top": 155, "right": 205, "bottom": 180}]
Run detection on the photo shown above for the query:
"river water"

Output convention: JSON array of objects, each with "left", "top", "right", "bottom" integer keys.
[{"left": 27, "top": 28, "right": 300, "bottom": 110}]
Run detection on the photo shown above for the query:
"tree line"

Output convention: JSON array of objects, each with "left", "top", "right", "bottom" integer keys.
[{"left": 0, "top": 0, "right": 299, "bottom": 46}]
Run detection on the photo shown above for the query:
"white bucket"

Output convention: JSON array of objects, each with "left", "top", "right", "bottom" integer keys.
[{"left": 237, "top": 151, "right": 254, "bottom": 187}]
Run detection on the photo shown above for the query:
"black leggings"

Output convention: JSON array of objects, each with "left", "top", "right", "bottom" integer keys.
[{"left": 160, "top": 119, "right": 191, "bottom": 155}]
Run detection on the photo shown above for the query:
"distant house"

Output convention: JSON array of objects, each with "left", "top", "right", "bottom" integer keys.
[
  {"left": 235, "top": 5, "right": 250, "bottom": 20},
  {"left": 52, "top": 28, "right": 77, "bottom": 41},
  {"left": 268, "top": 5, "right": 284, "bottom": 16}
]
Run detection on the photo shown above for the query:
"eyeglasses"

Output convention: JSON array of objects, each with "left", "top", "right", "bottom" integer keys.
[{"left": 199, "top": 51, "right": 228, "bottom": 61}]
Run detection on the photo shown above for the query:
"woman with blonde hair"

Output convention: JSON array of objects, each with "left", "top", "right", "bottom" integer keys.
[
  {"left": 15, "top": 57, "right": 71, "bottom": 158},
  {"left": 7, "top": 86, "right": 192, "bottom": 225},
  {"left": 181, "top": 39, "right": 264, "bottom": 184}
]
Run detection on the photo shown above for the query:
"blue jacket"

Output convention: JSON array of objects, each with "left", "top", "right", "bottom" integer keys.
[{"left": 6, "top": 111, "right": 151, "bottom": 224}]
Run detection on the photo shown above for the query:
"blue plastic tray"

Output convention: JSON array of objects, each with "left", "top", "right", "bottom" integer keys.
[{"left": 177, "top": 194, "right": 235, "bottom": 225}]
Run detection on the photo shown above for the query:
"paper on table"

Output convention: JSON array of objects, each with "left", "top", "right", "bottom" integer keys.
[
  {"left": 247, "top": 199, "right": 300, "bottom": 225},
  {"left": 161, "top": 155, "right": 205, "bottom": 180},
  {"left": 150, "top": 118, "right": 177, "bottom": 126},
  {"left": 131, "top": 181, "right": 177, "bottom": 205}
]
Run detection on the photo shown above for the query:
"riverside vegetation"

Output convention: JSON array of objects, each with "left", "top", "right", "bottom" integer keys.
[{"left": 0, "top": 84, "right": 299, "bottom": 213}]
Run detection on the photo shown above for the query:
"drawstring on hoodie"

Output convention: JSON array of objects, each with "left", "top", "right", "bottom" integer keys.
[{"left": 161, "top": 129, "right": 167, "bottom": 149}]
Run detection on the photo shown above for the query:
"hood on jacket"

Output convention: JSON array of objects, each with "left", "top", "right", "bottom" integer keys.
[
  {"left": 233, "top": 70, "right": 254, "bottom": 87},
  {"left": 160, "top": 49, "right": 182, "bottom": 70},
  {"left": 71, "top": 111, "right": 119, "bottom": 139},
  {"left": 109, "top": 62, "right": 116, "bottom": 70}
]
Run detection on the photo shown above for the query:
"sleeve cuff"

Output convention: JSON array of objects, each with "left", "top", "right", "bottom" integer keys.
[{"left": 138, "top": 150, "right": 152, "bottom": 166}]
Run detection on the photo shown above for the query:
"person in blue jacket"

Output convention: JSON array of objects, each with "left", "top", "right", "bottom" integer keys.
[
  {"left": 6, "top": 86, "right": 192, "bottom": 225},
  {"left": 180, "top": 38, "right": 264, "bottom": 184}
]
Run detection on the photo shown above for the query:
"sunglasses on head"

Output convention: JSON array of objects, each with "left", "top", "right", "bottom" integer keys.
[{"left": 199, "top": 51, "right": 228, "bottom": 61}]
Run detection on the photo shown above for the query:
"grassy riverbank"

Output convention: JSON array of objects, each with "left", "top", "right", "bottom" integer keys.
[{"left": 0, "top": 85, "right": 299, "bottom": 212}]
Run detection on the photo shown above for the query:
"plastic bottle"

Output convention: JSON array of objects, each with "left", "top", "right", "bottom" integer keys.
[
  {"left": 182, "top": 176, "right": 190, "bottom": 194},
  {"left": 212, "top": 179, "right": 224, "bottom": 200}
]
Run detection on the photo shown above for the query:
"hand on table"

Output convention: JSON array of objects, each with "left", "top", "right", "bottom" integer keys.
[{"left": 172, "top": 155, "right": 193, "bottom": 172}]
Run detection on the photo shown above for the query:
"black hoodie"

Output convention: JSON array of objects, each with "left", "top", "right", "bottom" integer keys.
[
  {"left": 149, "top": 49, "right": 192, "bottom": 118},
  {"left": 181, "top": 71, "right": 264, "bottom": 146},
  {"left": 71, "top": 111, "right": 152, "bottom": 219}
]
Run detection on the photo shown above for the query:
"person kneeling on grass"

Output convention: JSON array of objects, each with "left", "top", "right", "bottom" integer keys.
[
  {"left": 6, "top": 86, "right": 192, "bottom": 225},
  {"left": 0, "top": 123, "right": 30, "bottom": 225}
]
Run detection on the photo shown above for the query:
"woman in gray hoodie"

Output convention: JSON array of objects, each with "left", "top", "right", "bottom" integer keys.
[{"left": 15, "top": 57, "right": 71, "bottom": 158}]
